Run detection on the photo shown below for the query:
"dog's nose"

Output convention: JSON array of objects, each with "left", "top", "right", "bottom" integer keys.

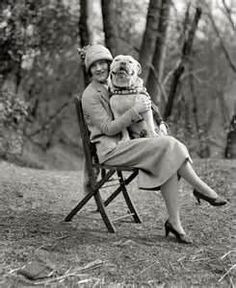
[{"left": 120, "top": 61, "right": 127, "bottom": 67}]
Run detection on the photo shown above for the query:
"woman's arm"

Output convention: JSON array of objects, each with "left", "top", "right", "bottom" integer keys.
[
  {"left": 151, "top": 101, "right": 168, "bottom": 135},
  {"left": 82, "top": 91, "right": 143, "bottom": 136}
]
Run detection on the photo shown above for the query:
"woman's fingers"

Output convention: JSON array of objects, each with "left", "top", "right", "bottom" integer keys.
[
  {"left": 134, "top": 95, "right": 151, "bottom": 113},
  {"left": 159, "top": 123, "right": 168, "bottom": 135}
]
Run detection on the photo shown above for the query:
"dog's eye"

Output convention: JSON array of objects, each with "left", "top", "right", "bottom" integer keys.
[
  {"left": 114, "top": 58, "right": 119, "bottom": 62},
  {"left": 129, "top": 60, "right": 133, "bottom": 63}
]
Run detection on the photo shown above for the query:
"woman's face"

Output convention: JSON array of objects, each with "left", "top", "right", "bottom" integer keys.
[{"left": 90, "top": 60, "right": 109, "bottom": 83}]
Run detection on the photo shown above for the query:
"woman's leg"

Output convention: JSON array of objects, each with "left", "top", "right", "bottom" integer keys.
[
  {"left": 178, "top": 161, "right": 218, "bottom": 199},
  {"left": 161, "top": 173, "right": 186, "bottom": 235}
]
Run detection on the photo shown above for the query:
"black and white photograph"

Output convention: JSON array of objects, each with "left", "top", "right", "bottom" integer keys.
[{"left": 0, "top": 0, "right": 235, "bottom": 287}]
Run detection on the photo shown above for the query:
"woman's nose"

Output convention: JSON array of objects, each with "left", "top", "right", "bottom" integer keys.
[{"left": 94, "top": 63, "right": 102, "bottom": 70}]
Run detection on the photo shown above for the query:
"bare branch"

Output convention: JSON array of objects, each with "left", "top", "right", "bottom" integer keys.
[
  {"left": 164, "top": 7, "right": 202, "bottom": 120},
  {"left": 181, "top": 67, "right": 207, "bottom": 82},
  {"left": 221, "top": 0, "right": 235, "bottom": 31},
  {"left": 26, "top": 100, "right": 72, "bottom": 138},
  {"left": 149, "top": 63, "right": 168, "bottom": 103},
  {"left": 205, "top": 2, "right": 236, "bottom": 73}
]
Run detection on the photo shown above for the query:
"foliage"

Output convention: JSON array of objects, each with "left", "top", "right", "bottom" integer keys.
[
  {"left": 113, "top": 0, "right": 149, "bottom": 54},
  {"left": 0, "top": 0, "right": 81, "bottom": 155},
  {"left": 0, "top": 90, "right": 28, "bottom": 157},
  {"left": 0, "top": 90, "right": 28, "bottom": 127},
  {"left": 0, "top": 0, "right": 79, "bottom": 80}
]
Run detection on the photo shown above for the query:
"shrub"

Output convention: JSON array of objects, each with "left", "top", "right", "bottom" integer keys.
[{"left": 0, "top": 90, "right": 28, "bottom": 158}]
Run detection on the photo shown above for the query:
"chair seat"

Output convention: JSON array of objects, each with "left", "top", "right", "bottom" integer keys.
[{"left": 97, "top": 163, "right": 138, "bottom": 172}]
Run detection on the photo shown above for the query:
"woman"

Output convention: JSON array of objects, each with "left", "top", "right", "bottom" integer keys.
[{"left": 81, "top": 44, "right": 227, "bottom": 244}]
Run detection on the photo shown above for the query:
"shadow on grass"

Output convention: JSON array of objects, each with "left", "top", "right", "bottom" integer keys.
[{"left": 0, "top": 208, "right": 174, "bottom": 250}]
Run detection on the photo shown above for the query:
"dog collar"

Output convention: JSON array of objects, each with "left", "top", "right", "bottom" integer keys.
[
  {"left": 111, "top": 88, "right": 149, "bottom": 96},
  {"left": 112, "top": 89, "right": 138, "bottom": 95}
]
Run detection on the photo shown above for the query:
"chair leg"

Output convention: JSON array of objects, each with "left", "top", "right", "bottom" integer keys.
[
  {"left": 103, "top": 185, "right": 123, "bottom": 207},
  {"left": 117, "top": 171, "right": 142, "bottom": 224},
  {"left": 104, "top": 169, "right": 138, "bottom": 207},
  {"left": 94, "top": 191, "right": 116, "bottom": 233},
  {"left": 121, "top": 188, "right": 142, "bottom": 223},
  {"left": 64, "top": 188, "right": 95, "bottom": 222}
]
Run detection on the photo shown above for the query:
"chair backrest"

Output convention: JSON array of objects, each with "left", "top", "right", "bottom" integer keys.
[{"left": 74, "top": 95, "right": 100, "bottom": 181}]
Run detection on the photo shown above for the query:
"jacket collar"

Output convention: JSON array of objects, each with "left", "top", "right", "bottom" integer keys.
[{"left": 91, "top": 80, "right": 110, "bottom": 102}]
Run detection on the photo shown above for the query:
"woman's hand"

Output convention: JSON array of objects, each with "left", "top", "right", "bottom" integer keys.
[
  {"left": 159, "top": 122, "right": 168, "bottom": 135},
  {"left": 134, "top": 95, "right": 151, "bottom": 114}
]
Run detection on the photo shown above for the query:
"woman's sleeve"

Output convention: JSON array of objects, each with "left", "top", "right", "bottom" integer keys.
[
  {"left": 151, "top": 101, "right": 163, "bottom": 125},
  {"left": 82, "top": 91, "right": 142, "bottom": 136}
]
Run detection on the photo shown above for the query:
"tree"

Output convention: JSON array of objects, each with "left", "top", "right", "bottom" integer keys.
[
  {"left": 164, "top": 7, "right": 202, "bottom": 120},
  {"left": 146, "top": 0, "right": 171, "bottom": 106},
  {"left": 139, "top": 0, "right": 162, "bottom": 85},
  {"left": 79, "top": 0, "right": 89, "bottom": 47},
  {"left": 101, "top": 0, "right": 119, "bottom": 55},
  {"left": 78, "top": 0, "right": 90, "bottom": 86},
  {"left": 202, "top": 0, "right": 236, "bottom": 74}
]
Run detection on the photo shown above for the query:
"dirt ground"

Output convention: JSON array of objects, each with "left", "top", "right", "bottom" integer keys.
[{"left": 0, "top": 159, "right": 235, "bottom": 287}]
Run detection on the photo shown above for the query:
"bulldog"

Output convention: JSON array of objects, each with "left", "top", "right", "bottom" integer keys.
[{"left": 109, "top": 55, "right": 164, "bottom": 140}]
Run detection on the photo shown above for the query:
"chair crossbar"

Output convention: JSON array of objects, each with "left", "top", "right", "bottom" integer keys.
[
  {"left": 101, "top": 183, "right": 120, "bottom": 189},
  {"left": 112, "top": 213, "right": 135, "bottom": 222},
  {"left": 103, "top": 169, "right": 138, "bottom": 207},
  {"left": 93, "top": 169, "right": 116, "bottom": 190}
]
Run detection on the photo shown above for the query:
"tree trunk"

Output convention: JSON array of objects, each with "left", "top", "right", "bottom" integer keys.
[
  {"left": 79, "top": 0, "right": 90, "bottom": 47},
  {"left": 189, "top": 63, "right": 200, "bottom": 138},
  {"left": 139, "top": 0, "right": 162, "bottom": 85},
  {"left": 164, "top": 7, "right": 202, "bottom": 120},
  {"left": 78, "top": 0, "right": 90, "bottom": 87},
  {"left": 101, "top": 0, "right": 118, "bottom": 55},
  {"left": 146, "top": 0, "right": 171, "bottom": 106}
]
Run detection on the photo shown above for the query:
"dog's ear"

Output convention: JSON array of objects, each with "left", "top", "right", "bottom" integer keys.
[
  {"left": 128, "top": 55, "right": 142, "bottom": 75},
  {"left": 110, "top": 59, "right": 115, "bottom": 71},
  {"left": 107, "top": 75, "right": 115, "bottom": 93},
  {"left": 136, "top": 60, "right": 142, "bottom": 75}
]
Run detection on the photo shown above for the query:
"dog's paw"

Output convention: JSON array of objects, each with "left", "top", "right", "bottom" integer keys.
[{"left": 139, "top": 129, "right": 148, "bottom": 138}]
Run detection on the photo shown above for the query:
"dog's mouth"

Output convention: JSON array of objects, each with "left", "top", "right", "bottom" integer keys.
[{"left": 111, "top": 67, "right": 134, "bottom": 77}]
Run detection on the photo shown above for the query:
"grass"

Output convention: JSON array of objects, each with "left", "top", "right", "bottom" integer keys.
[{"left": 0, "top": 159, "right": 235, "bottom": 287}]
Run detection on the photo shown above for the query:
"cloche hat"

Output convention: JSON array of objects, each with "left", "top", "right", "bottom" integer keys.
[{"left": 84, "top": 44, "right": 113, "bottom": 72}]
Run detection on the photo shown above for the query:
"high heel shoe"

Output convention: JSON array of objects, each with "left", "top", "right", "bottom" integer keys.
[
  {"left": 164, "top": 220, "right": 192, "bottom": 244},
  {"left": 193, "top": 189, "right": 227, "bottom": 206}
]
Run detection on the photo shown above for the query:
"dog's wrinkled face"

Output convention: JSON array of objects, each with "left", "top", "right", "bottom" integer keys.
[{"left": 110, "top": 55, "right": 142, "bottom": 89}]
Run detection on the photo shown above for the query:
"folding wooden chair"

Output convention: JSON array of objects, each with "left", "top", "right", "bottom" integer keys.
[{"left": 64, "top": 95, "right": 141, "bottom": 233}]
